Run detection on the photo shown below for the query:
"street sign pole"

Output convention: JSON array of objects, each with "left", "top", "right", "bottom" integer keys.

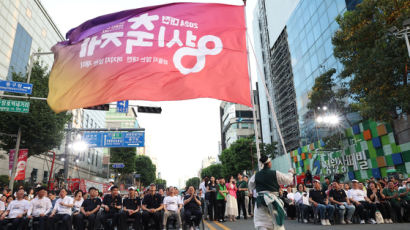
[{"left": 9, "top": 127, "right": 21, "bottom": 190}]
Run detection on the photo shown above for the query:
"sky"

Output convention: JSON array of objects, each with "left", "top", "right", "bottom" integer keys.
[{"left": 40, "top": 0, "right": 259, "bottom": 187}]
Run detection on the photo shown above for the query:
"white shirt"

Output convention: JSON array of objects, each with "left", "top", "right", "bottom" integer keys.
[
  {"left": 348, "top": 189, "right": 366, "bottom": 202},
  {"left": 287, "top": 192, "right": 294, "bottom": 201},
  {"left": 294, "top": 192, "right": 303, "bottom": 203},
  {"left": 163, "top": 196, "right": 180, "bottom": 212},
  {"left": 28, "top": 197, "right": 52, "bottom": 217},
  {"left": 0, "top": 201, "right": 5, "bottom": 211},
  {"left": 53, "top": 196, "right": 74, "bottom": 215},
  {"left": 199, "top": 182, "right": 207, "bottom": 198},
  {"left": 7, "top": 199, "right": 30, "bottom": 218},
  {"left": 73, "top": 199, "right": 84, "bottom": 213},
  {"left": 176, "top": 195, "right": 183, "bottom": 205}
]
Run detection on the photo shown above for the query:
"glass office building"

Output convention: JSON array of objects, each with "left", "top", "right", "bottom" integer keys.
[
  {"left": 0, "top": 0, "right": 63, "bottom": 81},
  {"left": 287, "top": 0, "right": 360, "bottom": 145}
]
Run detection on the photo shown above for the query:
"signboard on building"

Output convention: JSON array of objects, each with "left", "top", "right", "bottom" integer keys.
[
  {"left": 112, "top": 163, "right": 125, "bottom": 168},
  {"left": 0, "top": 80, "right": 33, "bottom": 94},
  {"left": 83, "top": 132, "right": 145, "bottom": 148},
  {"left": 116, "top": 100, "right": 129, "bottom": 113},
  {"left": 0, "top": 99, "right": 30, "bottom": 113}
]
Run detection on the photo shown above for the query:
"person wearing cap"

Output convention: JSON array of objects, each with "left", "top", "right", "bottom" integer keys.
[
  {"left": 142, "top": 184, "right": 163, "bottom": 230},
  {"left": 309, "top": 179, "right": 335, "bottom": 226},
  {"left": 348, "top": 179, "right": 376, "bottom": 224},
  {"left": 248, "top": 155, "right": 294, "bottom": 230},
  {"left": 27, "top": 186, "right": 52, "bottom": 230},
  {"left": 101, "top": 185, "right": 122, "bottom": 230},
  {"left": 74, "top": 187, "right": 101, "bottom": 230},
  {"left": 108, "top": 180, "right": 115, "bottom": 191},
  {"left": 121, "top": 186, "right": 141, "bottom": 230}
]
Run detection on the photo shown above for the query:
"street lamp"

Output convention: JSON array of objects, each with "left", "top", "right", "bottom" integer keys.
[
  {"left": 71, "top": 140, "right": 88, "bottom": 152},
  {"left": 316, "top": 114, "right": 340, "bottom": 126},
  {"left": 388, "top": 18, "right": 410, "bottom": 57}
]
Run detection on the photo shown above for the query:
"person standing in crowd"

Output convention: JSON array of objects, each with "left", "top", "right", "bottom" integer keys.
[
  {"left": 183, "top": 186, "right": 202, "bottom": 230},
  {"left": 207, "top": 176, "right": 217, "bottom": 221},
  {"left": 348, "top": 179, "right": 376, "bottom": 224},
  {"left": 243, "top": 175, "right": 250, "bottom": 218},
  {"left": 399, "top": 178, "right": 410, "bottom": 222},
  {"left": 383, "top": 180, "right": 401, "bottom": 222},
  {"left": 293, "top": 184, "right": 311, "bottom": 223},
  {"left": 75, "top": 187, "right": 101, "bottom": 230},
  {"left": 142, "top": 184, "right": 163, "bottom": 230},
  {"left": 285, "top": 186, "right": 296, "bottom": 220},
  {"left": 329, "top": 181, "right": 355, "bottom": 224},
  {"left": 0, "top": 188, "right": 30, "bottom": 230},
  {"left": 236, "top": 173, "right": 248, "bottom": 220},
  {"left": 199, "top": 177, "right": 208, "bottom": 219},
  {"left": 27, "top": 187, "right": 52, "bottom": 230},
  {"left": 163, "top": 186, "right": 182, "bottom": 230},
  {"left": 249, "top": 156, "right": 294, "bottom": 230},
  {"left": 216, "top": 177, "right": 228, "bottom": 223},
  {"left": 122, "top": 186, "right": 141, "bottom": 230},
  {"left": 49, "top": 188, "right": 73, "bottom": 230},
  {"left": 27, "top": 189, "right": 35, "bottom": 201},
  {"left": 309, "top": 179, "right": 335, "bottom": 226},
  {"left": 304, "top": 170, "right": 313, "bottom": 188},
  {"left": 367, "top": 181, "right": 393, "bottom": 223},
  {"left": 225, "top": 177, "right": 238, "bottom": 222},
  {"left": 101, "top": 185, "right": 122, "bottom": 230}
]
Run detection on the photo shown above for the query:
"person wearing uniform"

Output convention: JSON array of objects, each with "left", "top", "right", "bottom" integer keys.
[{"left": 249, "top": 156, "right": 294, "bottom": 230}]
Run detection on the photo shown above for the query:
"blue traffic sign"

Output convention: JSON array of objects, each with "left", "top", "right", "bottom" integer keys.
[
  {"left": 0, "top": 80, "right": 33, "bottom": 94},
  {"left": 117, "top": 100, "right": 129, "bottom": 113},
  {"left": 112, "top": 163, "right": 125, "bottom": 169},
  {"left": 83, "top": 132, "right": 145, "bottom": 148}
]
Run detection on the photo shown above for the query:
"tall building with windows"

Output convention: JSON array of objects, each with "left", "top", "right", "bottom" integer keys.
[
  {"left": 0, "top": 0, "right": 63, "bottom": 80},
  {"left": 254, "top": 0, "right": 363, "bottom": 152}
]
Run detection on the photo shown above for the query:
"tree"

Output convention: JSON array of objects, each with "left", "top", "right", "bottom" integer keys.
[
  {"left": 332, "top": 0, "right": 410, "bottom": 121},
  {"left": 185, "top": 177, "right": 200, "bottom": 190},
  {"left": 110, "top": 147, "right": 137, "bottom": 181},
  {"left": 0, "top": 175, "right": 9, "bottom": 187},
  {"left": 154, "top": 178, "right": 167, "bottom": 189},
  {"left": 200, "top": 163, "right": 223, "bottom": 179},
  {"left": 219, "top": 137, "right": 258, "bottom": 178},
  {"left": 0, "top": 61, "right": 71, "bottom": 156},
  {"left": 135, "top": 155, "right": 156, "bottom": 186}
]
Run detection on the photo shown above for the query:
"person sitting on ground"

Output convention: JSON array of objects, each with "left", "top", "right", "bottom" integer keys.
[
  {"left": 0, "top": 188, "right": 30, "bottom": 230},
  {"left": 184, "top": 186, "right": 202, "bottom": 230},
  {"left": 383, "top": 180, "right": 402, "bottom": 222},
  {"left": 101, "top": 185, "right": 122, "bottom": 230},
  {"left": 329, "top": 181, "right": 355, "bottom": 224},
  {"left": 398, "top": 178, "right": 410, "bottom": 222},
  {"left": 163, "top": 186, "right": 182, "bottom": 230},
  {"left": 142, "top": 184, "right": 163, "bottom": 230},
  {"left": 49, "top": 188, "right": 74, "bottom": 230},
  {"left": 121, "top": 186, "right": 142, "bottom": 230},
  {"left": 348, "top": 179, "right": 377, "bottom": 224},
  {"left": 309, "top": 179, "right": 335, "bottom": 226},
  {"left": 74, "top": 187, "right": 101, "bottom": 230},
  {"left": 27, "top": 187, "right": 52, "bottom": 230}
]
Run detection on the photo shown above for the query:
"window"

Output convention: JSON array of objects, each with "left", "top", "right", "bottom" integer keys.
[{"left": 7, "top": 23, "right": 32, "bottom": 80}]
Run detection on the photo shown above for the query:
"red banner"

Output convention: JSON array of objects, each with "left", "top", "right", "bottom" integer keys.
[{"left": 14, "top": 149, "right": 28, "bottom": 181}]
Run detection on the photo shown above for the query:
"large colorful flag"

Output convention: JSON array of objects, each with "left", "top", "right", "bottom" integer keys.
[
  {"left": 47, "top": 3, "right": 250, "bottom": 113},
  {"left": 14, "top": 149, "right": 28, "bottom": 181}
]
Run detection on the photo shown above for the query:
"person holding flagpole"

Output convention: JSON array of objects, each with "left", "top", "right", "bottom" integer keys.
[{"left": 249, "top": 156, "right": 295, "bottom": 230}]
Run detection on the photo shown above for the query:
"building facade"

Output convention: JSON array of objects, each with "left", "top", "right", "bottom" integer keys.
[
  {"left": 254, "top": 0, "right": 362, "bottom": 152},
  {"left": 220, "top": 90, "right": 261, "bottom": 150},
  {"left": 0, "top": 0, "right": 63, "bottom": 80}
]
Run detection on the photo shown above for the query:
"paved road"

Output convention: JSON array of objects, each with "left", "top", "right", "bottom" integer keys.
[{"left": 203, "top": 219, "right": 410, "bottom": 230}]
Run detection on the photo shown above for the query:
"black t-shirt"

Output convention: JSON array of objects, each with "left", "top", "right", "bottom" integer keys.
[
  {"left": 309, "top": 189, "right": 327, "bottom": 204},
  {"left": 142, "top": 193, "right": 162, "bottom": 209},
  {"left": 208, "top": 183, "right": 217, "bottom": 200},
  {"left": 81, "top": 197, "right": 102, "bottom": 212},
  {"left": 367, "top": 189, "right": 383, "bottom": 202},
  {"left": 123, "top": 197, "right": 140, "bottom": 210},
  {"left": 103, "top": 194, "right": 122, "bottom": 213},
  {"left": 184, "top": 194, "right": 201, "bottom": 211},
  {"left": 329, "top": 189, "right": 347, "bottom": 203}
]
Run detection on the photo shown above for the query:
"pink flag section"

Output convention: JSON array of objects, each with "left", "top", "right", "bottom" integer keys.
[{"left": 47, "top": 3, "right": 250, "bottom": 113}]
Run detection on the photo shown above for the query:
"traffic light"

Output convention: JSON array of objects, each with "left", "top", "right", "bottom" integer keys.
[
  {"left": 84, "top": 104, "right": 110, "bottom": 111},
  {"left": 137, "top": 106, "right": 162, "bottom": 114}
]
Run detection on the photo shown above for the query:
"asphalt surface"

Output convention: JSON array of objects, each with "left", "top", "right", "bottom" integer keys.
[{"left": 203, "top": 218, "right": 410, "bottom": 230}]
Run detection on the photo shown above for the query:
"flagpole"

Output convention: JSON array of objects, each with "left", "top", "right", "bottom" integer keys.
[{"left": 243, "top": 3, "right": 262, "bottom": 171}]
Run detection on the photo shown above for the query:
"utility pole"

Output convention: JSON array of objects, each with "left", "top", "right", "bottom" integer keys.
[
  {"left": 63, "top": 121, "right": 72, "bottom": 183},
  {"left": 9, "top": 127, "right": 22, "bottom": 190}
]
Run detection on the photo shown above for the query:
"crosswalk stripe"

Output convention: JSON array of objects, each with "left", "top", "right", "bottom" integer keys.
[
  {"left": 213, "top": 221, "right": 231, "bottom": 230},
  {"left": 204, "top": 220, "right": 218, "bottom": 230}
]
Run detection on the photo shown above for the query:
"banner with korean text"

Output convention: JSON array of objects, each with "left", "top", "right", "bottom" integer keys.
[
  {"left": 14, "top": 149, "right": 28, "bottom": 181},
  {"left": 48, "top": 3, "right": 250, "bottom": 113}
]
